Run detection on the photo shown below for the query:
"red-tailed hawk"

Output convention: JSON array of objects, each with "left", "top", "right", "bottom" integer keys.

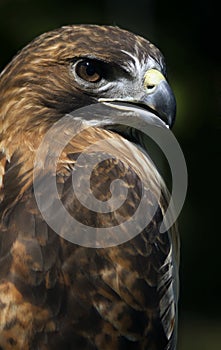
[{"left": 0, "top": 25, "right": 179, "bottom": 349}]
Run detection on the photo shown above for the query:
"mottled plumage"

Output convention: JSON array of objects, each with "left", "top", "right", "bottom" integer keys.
[{"left": 0, "top": 25, "right": 179, "bottom": 349}]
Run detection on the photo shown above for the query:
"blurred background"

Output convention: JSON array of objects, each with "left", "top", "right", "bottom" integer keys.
[{"left": 0, "top": 0, "right": 220, "bottom": 349}]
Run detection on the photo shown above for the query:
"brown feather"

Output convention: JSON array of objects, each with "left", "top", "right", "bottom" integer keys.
[{"left": 0, "top": 25, "right": 179, "bottom": 349}]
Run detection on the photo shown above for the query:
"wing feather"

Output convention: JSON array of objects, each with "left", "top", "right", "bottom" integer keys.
[{"left": 0, "top": 126, "right": 179, "bottom": 349}]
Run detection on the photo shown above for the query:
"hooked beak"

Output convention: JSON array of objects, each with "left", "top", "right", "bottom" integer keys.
[
  {"left": 141, "top": 69, "right": 176, "bottom": 128},
  {"left": 99, "top": 69, "right": 176, "bottom": 129}
]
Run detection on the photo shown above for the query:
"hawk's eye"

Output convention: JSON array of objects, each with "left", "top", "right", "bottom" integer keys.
[{"left": 75, "top": 60, "right": 102, "bottom": 83}]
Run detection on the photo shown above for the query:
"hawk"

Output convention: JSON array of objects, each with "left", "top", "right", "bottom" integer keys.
[{"left": 0, "top": 25, "right": 179, "bottom": 349}]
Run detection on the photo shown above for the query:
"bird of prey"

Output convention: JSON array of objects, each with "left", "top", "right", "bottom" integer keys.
[{"left": 0, "top": 25, "right": 179, "bottom": 349}]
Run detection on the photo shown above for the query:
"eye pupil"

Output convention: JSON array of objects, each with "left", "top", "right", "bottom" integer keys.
[
  {"left": 85, "top": 62, "right": 96, "bottom": 76},
  {"left": 75, "top": 60, "right": 102, "bottom": 83}
]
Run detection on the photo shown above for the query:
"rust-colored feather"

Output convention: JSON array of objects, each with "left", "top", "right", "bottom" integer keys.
[{"left": 0, "top": 25, "right": 179, "bottom": 349}]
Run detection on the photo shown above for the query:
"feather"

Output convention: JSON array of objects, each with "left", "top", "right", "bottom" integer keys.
[{"left": 0, "top": 25, "right": 179, "bottom": 349}]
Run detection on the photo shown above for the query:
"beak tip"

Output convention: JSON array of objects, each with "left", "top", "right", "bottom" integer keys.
[
  {"left": 168, "top": 98, "right": 176, "bottom": 129},
  {"left": 170, "top": 96, "right": 177, "bottom": 128}
]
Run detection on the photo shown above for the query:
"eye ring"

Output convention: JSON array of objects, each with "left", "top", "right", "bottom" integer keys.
[{"left": 75, "top": 59, "right": 102, "bottom": 83}]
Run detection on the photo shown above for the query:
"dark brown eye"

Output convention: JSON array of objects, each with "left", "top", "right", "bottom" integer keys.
[{"left": 75, "top": 60, "right": 102, "bottom": 83}]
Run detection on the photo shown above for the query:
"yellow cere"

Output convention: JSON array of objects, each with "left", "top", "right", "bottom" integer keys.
[{"left": 144, "top": 69, "right": 165, "bottom": 88}]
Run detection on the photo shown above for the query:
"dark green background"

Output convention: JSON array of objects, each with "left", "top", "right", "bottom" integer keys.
[{"left": 0, "top": 1, "right": 220, "bottom": 349}]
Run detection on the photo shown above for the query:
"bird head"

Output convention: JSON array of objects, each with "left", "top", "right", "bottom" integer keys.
[{"left": 0, "top": 25, "right": 176, "bottom": 140}]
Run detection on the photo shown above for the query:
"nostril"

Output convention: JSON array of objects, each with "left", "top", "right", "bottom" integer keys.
[
  {"left": 147, "top": 84, "right": 155, "bottom": 89},
  {"left": 146, "top": 84, "right": 156, "bottom": 93}
]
